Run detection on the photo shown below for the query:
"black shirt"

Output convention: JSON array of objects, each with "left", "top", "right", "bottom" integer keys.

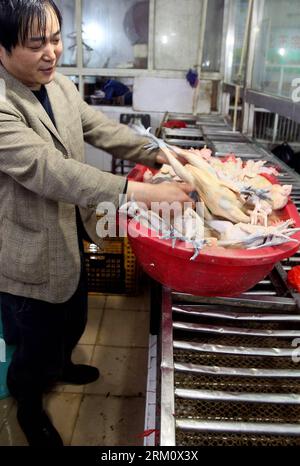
[{"left": 32, "top": 85, "right": 56, "bottom": 127}]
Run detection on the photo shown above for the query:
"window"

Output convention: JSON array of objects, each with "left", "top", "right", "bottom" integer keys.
[
  {"left": 224, "top": 0, "right": 249, "bottom": 84},
  {"left": 57, "top": 0, "right": 224, "bottom": 103},
  {"left": 154, "top": 0, "right": 203, "bottom": 71},
  {"left": 202, "top": 0, "right": 224, "bottom": 72},
  {"left": 82, "top": 0, "right": 149, "bottom": 69},
  {"left": 252, "top": 0, "right": 300, "bottom": 99},
  {"left": 55, "top": 0, "right": 77, "bottom": 66}
]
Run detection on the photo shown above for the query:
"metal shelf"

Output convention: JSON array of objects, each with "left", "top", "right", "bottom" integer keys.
[{"left": 151, "top": 114, "right": 300, "bottom": 447}]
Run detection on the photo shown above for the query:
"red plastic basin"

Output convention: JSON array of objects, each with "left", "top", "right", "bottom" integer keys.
[{"left": 124, "top": 164, "right": 300, "bottom": 296}]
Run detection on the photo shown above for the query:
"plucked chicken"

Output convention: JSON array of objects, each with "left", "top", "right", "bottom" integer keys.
[{"left": 122, "top": 124, "right": 299, "bottom": 259}]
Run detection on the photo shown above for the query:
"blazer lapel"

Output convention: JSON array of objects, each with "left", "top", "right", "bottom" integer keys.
[
  {"left": 46, "top": 79, "right": 71, "bottom": 156},
  {"left": 0, "top": 64, "right": 69, "bottom": 154}
]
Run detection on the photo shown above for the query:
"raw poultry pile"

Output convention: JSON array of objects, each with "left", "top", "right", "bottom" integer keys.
[{"left": 120, "top": 125, "right": 300, "bottom": 259}]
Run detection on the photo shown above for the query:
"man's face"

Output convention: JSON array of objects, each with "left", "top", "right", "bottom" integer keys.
[{"left": 0, "top": 6, "right": 63, "bottom": 90}]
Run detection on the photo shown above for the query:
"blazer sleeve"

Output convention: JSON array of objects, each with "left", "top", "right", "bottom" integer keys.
[
  {"left": 0, "top": 105, "right": 126, "bottom": 209},
  {"left": 60, "top": 76, "right": 160, "bottom": 168}
]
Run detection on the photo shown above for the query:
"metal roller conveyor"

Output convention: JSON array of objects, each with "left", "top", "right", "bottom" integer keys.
[
  {"left": 174, "top": 362, "right": 300, "bottom": 378},
  {"left": 145, "top": 115, "right": 300, "bottom": 447},
  {"left": 161, "top": 126, "right": 205, "bottom": 148},
  {"left": 173, "top": 340, "right": 297, "bottom": 357},
  {"left": 212, "top": 141, "right": 265, "bottom": 157},
  {"left": 206, "top": 134, "right": 249, "bottom": 143},
  {"left": 175, "top": 388, "right": 300, "bottom": 404},
  {"left": 172, "top": 306, "right": 300, "bottom": 321},
  {"left": 173, "top": 321, "right": 300, "bottom": 338},
  {"left": 201, "top": 125, "right": 232, "bottom": 134},
  {"left": 175, "top": 420, "right": 300, "bottom": 436},
  {"left": 162, "top": 127, "right": 203, "bottom": 137}
]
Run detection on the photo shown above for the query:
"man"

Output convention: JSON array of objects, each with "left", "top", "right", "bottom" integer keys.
[
  {"left": 0, "top": 0, "right": 192, "bottom": 446},
  {"left": 103, "top": 79, "right": 132, "bottom": 106}
]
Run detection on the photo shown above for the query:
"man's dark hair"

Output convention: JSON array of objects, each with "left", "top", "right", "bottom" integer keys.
[{"left": 0, "top": 0, "right": 62, "bottom": 53}]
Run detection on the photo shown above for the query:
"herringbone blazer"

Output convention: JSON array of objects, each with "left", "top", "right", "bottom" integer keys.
[{"left": 0, "top": 65, "right": 156, "bottom": 303}]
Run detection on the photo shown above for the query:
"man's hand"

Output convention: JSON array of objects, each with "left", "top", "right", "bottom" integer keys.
[{"left": 127, "top": 180, "right": 194, "bottom": 208}]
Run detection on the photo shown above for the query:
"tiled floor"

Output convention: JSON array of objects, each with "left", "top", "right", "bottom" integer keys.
[{"left": 0, "top": 289, "right": 151, "bottom": 446}]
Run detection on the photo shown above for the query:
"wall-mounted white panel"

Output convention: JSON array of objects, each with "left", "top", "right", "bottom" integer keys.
[{"left": 133, "top": 77, "right": 211, "bottom": 113}]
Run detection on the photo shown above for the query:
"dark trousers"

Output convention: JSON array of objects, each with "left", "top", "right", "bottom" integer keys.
[{"left": 0, "top": 268, "right": 88, "bottom": 405}]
